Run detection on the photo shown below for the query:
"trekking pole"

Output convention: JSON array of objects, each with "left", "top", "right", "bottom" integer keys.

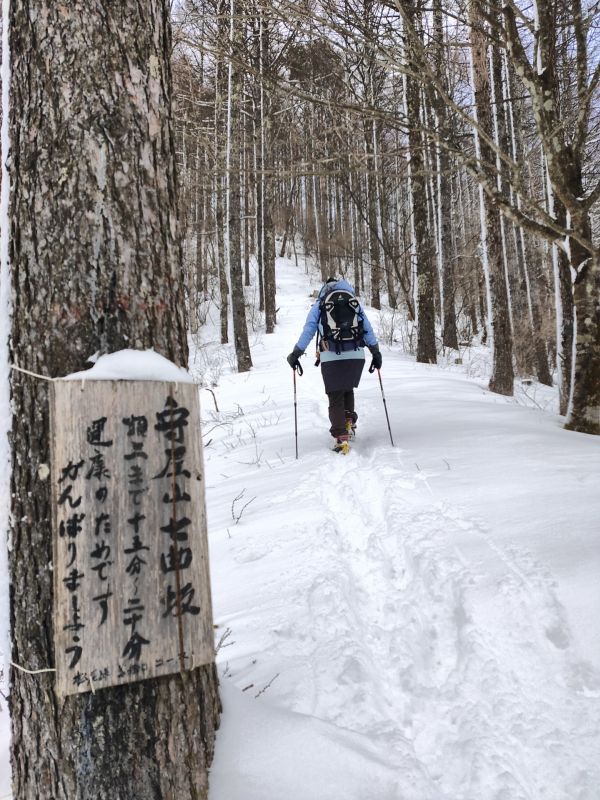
[
  {"left": 373, "top": 367, "right": 394, "bottom": 447},
  {"left": 293, "top": 361, "right": 303, "bottom": 459}
]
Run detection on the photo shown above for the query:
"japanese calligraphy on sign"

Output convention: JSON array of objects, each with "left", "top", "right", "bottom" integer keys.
[{"left": 50, "top": 381, "right": 214, "bottom": 697}]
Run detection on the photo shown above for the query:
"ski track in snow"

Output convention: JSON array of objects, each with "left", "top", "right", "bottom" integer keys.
[
  {"left": 216, "top": 449, "right": 599, "bottom": 797},
  {"left": 203, "top": 259, "right": 600, "bottom": 800}
]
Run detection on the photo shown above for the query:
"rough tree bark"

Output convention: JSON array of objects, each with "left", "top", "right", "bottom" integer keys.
[
  {"left": 552, "top": 196, "right": 575, "bottom": 414},
  {"left": 7, "top": 3, "right": 220, "bottom": 799}
]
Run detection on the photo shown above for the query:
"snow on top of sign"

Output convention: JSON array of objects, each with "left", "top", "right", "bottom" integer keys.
[{"left": 63, "top": 349, "right": 194, "bottom": 383}]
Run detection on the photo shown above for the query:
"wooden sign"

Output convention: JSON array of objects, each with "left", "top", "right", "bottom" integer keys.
[{"left": 50, "top": 380, "right": 214, "bottom": 697}]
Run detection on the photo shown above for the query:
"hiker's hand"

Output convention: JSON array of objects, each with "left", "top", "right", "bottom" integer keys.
[
  {"left": 368, "top": 344, "right": 382, "bottom": 372},
  {"left": 287, "top": 347, "right": 303, "bottom": 372}
]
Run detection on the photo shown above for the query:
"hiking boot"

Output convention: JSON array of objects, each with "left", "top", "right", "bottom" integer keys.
[{"left": 345, "top": 411, "right": 358, "bottom": 437}]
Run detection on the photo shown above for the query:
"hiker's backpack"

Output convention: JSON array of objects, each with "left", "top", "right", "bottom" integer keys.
[{"left": 319, "top": 289, "right": 365, "bottom": 353}]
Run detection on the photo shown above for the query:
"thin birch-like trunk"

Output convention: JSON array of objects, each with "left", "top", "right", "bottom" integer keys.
[
  {"left": 226, "top": 0, "right": 252, "bottom": 370},
  {"left": 402, "top": 6, "right": 436, "bottom": 363},
  {"left": 364, "top": 115, "right": 382, "bottom": 309},
  {"left": 259, "top": 8, "right": 277, "bottom": 333},
  {"left": 215, "top": 5, "right": 229, "bottom": 344},
  {"left": 470, "top": 0, "right": 514, "bottom": 395},
  {"left": 433, "top": 0, "right": 459, "bottom": 350}
]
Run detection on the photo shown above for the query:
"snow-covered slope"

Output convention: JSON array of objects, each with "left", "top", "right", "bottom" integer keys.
[
  {"left": 1, "top": 256, "right": 599, "bottom": 799},
  {"left": 200, "top": 258, "right": 600, "bottom": 800}
]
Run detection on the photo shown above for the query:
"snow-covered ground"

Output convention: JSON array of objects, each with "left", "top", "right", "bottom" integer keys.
[
  {"left": 1, "top": 255, "right": 600, "bottom": 799},
  {"left": 199, "top": 258, "right": 600, "bottom": 800}
]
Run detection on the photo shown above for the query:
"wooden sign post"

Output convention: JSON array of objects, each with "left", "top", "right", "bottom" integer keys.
[{"left": 50, "top": 380, "right": 214, "bottom": 697}]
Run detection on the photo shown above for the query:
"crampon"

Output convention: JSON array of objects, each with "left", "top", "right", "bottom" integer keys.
[{"left": 332, "top": 436, "right": 351, "bottom": 455}]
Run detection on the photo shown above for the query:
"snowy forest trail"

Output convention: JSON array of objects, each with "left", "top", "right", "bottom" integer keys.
[
  {"left": 1, "top": 256, "right": 596, "bottom": 799},
  {"left": 0, "top": 259, "right": 597, "bottom": 800},
  {"left": 199, "top": 257, "right": 600, "bottom": 800},
  {"left": 197, "top": 257, "right": 600, "bottom": 799}
]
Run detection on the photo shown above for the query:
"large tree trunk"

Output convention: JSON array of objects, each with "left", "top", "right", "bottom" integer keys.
[
  {"left": 567, "top": 223, "right": 600, "bottom": 434},
  {"left": 7, "top": 3, "right": 221, "bottom": 798}
]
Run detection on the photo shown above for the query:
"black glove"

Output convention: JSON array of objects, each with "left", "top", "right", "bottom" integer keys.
[
  {"left": 368, "top": 344, "right": 382, "bottom": 372},
  {"left": 287, "top": 347, "right": 304, "bottom": 374}
]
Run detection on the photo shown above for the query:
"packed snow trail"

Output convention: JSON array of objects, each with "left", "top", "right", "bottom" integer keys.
[{"left": 196, "top": 256, "right": 600, "bottom": 800}]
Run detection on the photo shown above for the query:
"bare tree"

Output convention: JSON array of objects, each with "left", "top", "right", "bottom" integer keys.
[
  {"left": 172, "top": 0, "right": 600, "bottom": 432},
  {"left": 433, "top": 0, "right": 459, "bottom": 350},
  {"left": 501, "top": 0, "right": 600, "bottom": 431},
  {"left": 226, "top": 0, "right": 253, "bottom": 370},
  {"left": 469, "top": 0, "right": 514, "bottom": 394},
  {"left": 401, "top": 3, "right": 437, "bottom": 363}
]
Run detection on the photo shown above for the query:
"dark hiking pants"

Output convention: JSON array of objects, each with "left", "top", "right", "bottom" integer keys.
[{"left": 328, "top": 389, "right": 355, "bottom": 438}]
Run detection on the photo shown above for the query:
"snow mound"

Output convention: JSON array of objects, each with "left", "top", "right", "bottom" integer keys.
[{"left": 62, "top": 349, "right": 193, "bottom": 383}]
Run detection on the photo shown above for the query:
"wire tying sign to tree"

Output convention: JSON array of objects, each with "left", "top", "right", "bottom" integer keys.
[{"left": 50, "top": 380, "right": 214, "bottom": 697}]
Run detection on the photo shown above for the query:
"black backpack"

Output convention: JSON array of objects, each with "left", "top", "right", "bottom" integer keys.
[{"left": 319, "top": 289, "right": 365, "bottom": 353}]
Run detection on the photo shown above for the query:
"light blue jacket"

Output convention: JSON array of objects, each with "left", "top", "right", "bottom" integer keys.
[{"left": 294, "top": 280, "right": 378, "bottom": 363}]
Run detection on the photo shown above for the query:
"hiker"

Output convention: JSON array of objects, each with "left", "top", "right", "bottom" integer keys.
[{"left": 286, "top": 277, "right": 382, "bottom": 452}]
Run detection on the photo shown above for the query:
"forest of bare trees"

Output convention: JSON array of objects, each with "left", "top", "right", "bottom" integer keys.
[
  {"left": 171, "top": 0, "right": 600, "bottom": 434},
  {"left": 1, "top": 3, "right": 599, "bottom": 799}
]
